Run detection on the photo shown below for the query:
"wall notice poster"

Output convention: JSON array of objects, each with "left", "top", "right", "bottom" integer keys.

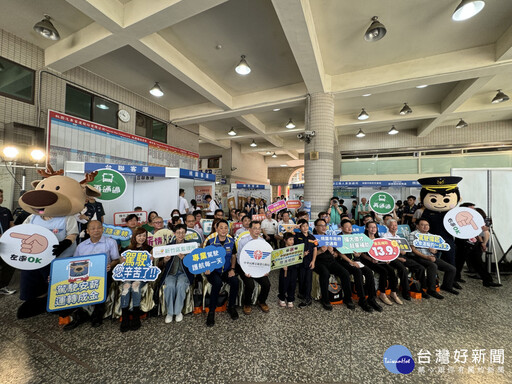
[
  {"left": 47, "top": 110, "right": 199, "bottom": 170},
  {"left": 194, "top": 186, "right": 212, "bottom": 209},
  {"left": 47, "top": 253, "right": 107, "bottom": 312}
]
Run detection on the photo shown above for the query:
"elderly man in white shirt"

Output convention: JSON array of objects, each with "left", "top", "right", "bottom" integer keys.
[{"left": 260, "top": 210, "right": 278, "bottom": 248}]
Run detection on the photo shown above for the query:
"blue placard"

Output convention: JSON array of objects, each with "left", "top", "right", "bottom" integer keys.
[
  {"left": 112, "top": 250, "right": 161, "bottom": 281},
  {"left": 47, "top": 253, "right": 107, "bottom": 312},
  {"left": 183, "top": 245, "right": 227, "bottom": 274},
  {"left": 84, "top": 163, "right": 166, "bottom": 177},
  {"left": 315, "top": 235, "right": 343, "bottom": 247},
  {"left": 412, "top": 233, "right": 451, "bottom": 251},
  {"left": 235, "top": 184, "right": 266, "bottom": 189},
  {"left": 103, "top": 224, "right": 132, "bottom": 241},
  {"left": 397, "top": 224, "right": 411, "bottom": 238},
  {"left": 179, "top": 168, "right": 216, "bottom": 181}
]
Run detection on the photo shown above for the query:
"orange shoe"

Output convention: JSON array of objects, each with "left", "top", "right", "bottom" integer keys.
[
  {"left": 258, "top": 302, "right": 270, "bottom": 313},
  {"left": 243, "top": 305, "right": 252, "bottom": 315}
]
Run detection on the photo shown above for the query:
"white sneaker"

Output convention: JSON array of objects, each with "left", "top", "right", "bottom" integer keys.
[
  {"left": 0, "top": 287, "right": 16, "bottom": 295},
  {"left": 175, "top": 313, "right": 183, "bottom": 322},
  {"left": 165, "top": 314, "right": 173, "bottom": 324},
  {"left": 287, "top": 301, "right": 294, "bottom": 308},
  {"left": 278, "top": 300, "right": 286, "bottom": 307}
]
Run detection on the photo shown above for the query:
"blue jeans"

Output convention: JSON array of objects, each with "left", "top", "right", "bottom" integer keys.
[
  {"left": 120, "top": 281, "right": 146, "bottom": 309},
  {"left": 164, "top": 273, "right": 189, "bottom": 316}
]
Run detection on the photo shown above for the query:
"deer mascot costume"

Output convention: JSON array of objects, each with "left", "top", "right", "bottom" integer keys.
[{"left": 17, "top": 166, "right": 100, "bottom": 319}]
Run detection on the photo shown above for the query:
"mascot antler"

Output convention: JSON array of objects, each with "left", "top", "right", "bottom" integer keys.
[
  {"left": 37, "top": 164, "right": 64, "bottom": 178},
  {"left": 80, "top": 171, "right": 98, "bottom": 185}
]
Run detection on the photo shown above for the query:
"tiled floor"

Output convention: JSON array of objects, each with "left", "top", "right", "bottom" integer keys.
[{"left": 0, "top": 270, "right": 510, "bottom": 384}]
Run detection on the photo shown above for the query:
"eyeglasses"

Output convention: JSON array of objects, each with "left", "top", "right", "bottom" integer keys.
[{"left": 153, "top": 221, "right": 163, "bottom": 224}]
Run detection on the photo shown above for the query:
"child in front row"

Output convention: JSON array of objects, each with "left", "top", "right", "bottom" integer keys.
[{"left": 277, "top": 232, "right": 299, "bottom": 308}]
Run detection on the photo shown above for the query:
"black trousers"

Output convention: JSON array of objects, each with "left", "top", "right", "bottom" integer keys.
[
  {"left": 206, "top": 269, "right": 239, "bottom": 311},
  {"left": 0, "top": 258, "right": 15, "bottom": 288},
  {"left": 338, "top": 259, "right": 376, "bottom": 303},
  {"left": 236, "top": 264, "right": 271, "bottom": 306},
  {"left": 390, "top": 257, "right": 426, "bottom": 292},
  {"left": 361, "top": 259, "right": 398, "bottom": 292},
  {"left": 411, "top": 255, "right": 456, "bottom": 291},
  {"left": 314, "top": 258, "right": 353, "bottom": 304},
  {"left": 298, "top": 258, "right": 313, "bottom": 301},
  {"left": 278, "top": 265, "right": 298, "bottom": 302}
]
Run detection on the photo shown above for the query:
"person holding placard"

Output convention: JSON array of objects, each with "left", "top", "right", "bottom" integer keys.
[
  {"left": 160, "top": 224, "right": 194, "bottom": 323},
  {"left": 185, "top": 214, "right": 204, "bottom": 242},
  {"left": 65, "top": 220, "right": 120, "bottom": 330},
  {"left": 361, "top": 221, "right": 402, "bottom": 306},
  {"left": 277, "top": 232, "right": 300, "bottom": 308},
  {"left": 294, "top": 219, "right": 317, "bottom": 308},
  {"left": 382, "top": 219, "right": 429, "bottom": 301},
  {"left": 203, "top": 219, "right": 239, "bottom": 326},
  {"left": 337, "top": 220, "right": 382, "bottom": 313},
  {"left": 313, "top": 219, "right": 355, "bottom": 311},
  {"left": 236, "top": 221, "right": 271, "bottom": 315},
  {"left": 408, "top": 218, "right": 456, "bottom": 299},
  {"left": 119, "top": 227, "right": 153, "bottom": 332}
]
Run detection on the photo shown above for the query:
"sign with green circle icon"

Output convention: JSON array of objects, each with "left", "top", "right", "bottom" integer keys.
[
  {"left": 89, "top": 168, "right": 127, "bottom": 201},
  {"left": 369, "top": 191, "right": 395, "bottom": 215}
]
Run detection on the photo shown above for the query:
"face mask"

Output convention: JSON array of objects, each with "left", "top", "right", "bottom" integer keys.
[{"left": 173, "top": 214, "right": 179, "bottom": 217}]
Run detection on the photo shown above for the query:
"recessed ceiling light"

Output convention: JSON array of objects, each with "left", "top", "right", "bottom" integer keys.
[
  {"left": 273, "top": 108, "right": 280, "bottom": 111},
  {"left": 235, "top": 55, "right": 251, "bottom": 75},
  {"left": 452, "top": 0, "right": 485, "bottom": 21},
  {"left": 358, "top": 108, "right": 369, "bottom": 120},
  {"left": 228, "top": 127, "right": 237, "bottom": 136},
  {"left": 416, "top": 85, "right": 428, "bottom": 89},
  {"left": 356, "top": 129, "right": 366, "bottom": 138},
  {"left": 362, "top": 93, "right": 372, "bottom": 97}
]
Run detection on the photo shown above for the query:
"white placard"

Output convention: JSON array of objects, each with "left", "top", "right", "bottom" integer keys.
[
  {"left": 0, "top": 224, "right": 59, "bottom": 270},
  {"left": 153, "top": 242, "right": 199, "bottom": 258},
  {"left": 443, "top": 207, "right": 485, "bottom": 239},
  {"left": 239, "top": 238, "right": 273, "bottom": 278}
]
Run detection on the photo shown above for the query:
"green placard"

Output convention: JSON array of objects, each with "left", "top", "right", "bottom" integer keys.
[
  {"left": 336, "top": 234, "right": 373, "bottom": 254},
  {"left": 369, "top": 191, "right": 395, "bottom": 215},
  {"left": 89, "top": 169, "right": 127, "bottom": 201}
]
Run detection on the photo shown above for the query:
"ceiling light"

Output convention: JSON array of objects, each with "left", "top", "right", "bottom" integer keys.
[
  {"left": 33, "top": 15, "right": 60, "bottom": 41},
  {"left": 491, "top": 89, "right": 510, "bottom": 104},
  {"left": 273, "top": 108, "right": 280, "bottom": 111},
  {"left": 452, "top": 0, "right": 485, "bottom": 21},
  {"left": 272, "top": 152, "right": 277, "bottom": 158},
  {"left": 280, "top": 164, "right": 288, "bottom": 167},
  {"left": 356, "top": 129, "right": 366, "bottom": 138},
  {"left": 2, "top": 146, "right": 19, "bottom": 159},
  {"left": 358, "top": 108, "right": 369, "bottom": 120},
  {"left": 96, "top": 103, "right": 109, "bottom": 110},
  {"left": 30, "top": 149, "right": 45, "bottom": 161},
  {"left": 228, "top": 127, "right": 237, "bottom": 136},
  {"left": 266, "top": 151, "right": 272, "bottom": 155},
  {"left": 250, "top": 140, "right": 257, "bottom": 147},
  {"left": 456, "top": 118, "right": 468, "bottom": 129},
  {"left": 364, "top": 16, "right": 387, "bottom": 42},
  {"left": 285, "top": 118, "right": 296, "bottom": 129},
  {"left": 388, "top": 125, "right": 399, "bottom": 135},
  {"left": 235, "top": 55, "right": 251, "bottom": 75},
  {"left": 416, "top": 84, "right": 429, "bottom": 89},
  {"left": 149, "top": 82, "right": 164, "bottom": 97},
  {"left": 399, "top": 103, "right": 412, "bottom": 115},
  {"left": 362, "top": 93, "right": 372, "bottom": 97}
]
